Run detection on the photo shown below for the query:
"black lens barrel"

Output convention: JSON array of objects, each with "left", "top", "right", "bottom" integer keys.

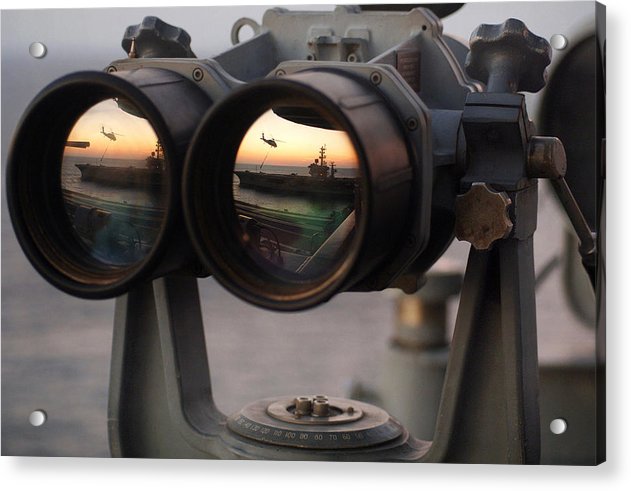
[
  {"left": 6, "top": 69, "right": 211, "bottom": 298},
  {"left": 184, "top": 69, "right": 419, "bottom": 310}
]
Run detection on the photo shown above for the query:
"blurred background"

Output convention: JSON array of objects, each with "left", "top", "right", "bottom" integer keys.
[{"left": 2, "top": 1, "right": 599, "bottom": 461}]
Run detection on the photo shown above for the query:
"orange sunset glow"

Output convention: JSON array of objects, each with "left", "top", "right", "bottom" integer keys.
[
  {"left": 64, "top": 99, "right": 157, "bottom": 160},
  {"left": 236, "top": 109, "right": 359, "bottom": 168}
]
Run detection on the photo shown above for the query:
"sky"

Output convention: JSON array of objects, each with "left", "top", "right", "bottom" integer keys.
[
  {"left": 235, "top": 109, "right": 359, "bottom": 168},
  {"left": 64, "top": 99, "right": 158, "bottom": 160}
]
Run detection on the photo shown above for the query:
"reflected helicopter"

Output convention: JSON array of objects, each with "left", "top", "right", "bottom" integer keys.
[
  {"left": 100, "top": 125, "right": 124, "bottom": 141},
  {"left": 260, "top": 132, "right": 285, "bottom": 148}
]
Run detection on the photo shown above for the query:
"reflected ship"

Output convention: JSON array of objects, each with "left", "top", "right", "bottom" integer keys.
[
  {"left": 75, "top": 140, "right": 165, "bottom": 189},
  {"left": 234, "top": 145, "right": 358, "bottom": 197}
]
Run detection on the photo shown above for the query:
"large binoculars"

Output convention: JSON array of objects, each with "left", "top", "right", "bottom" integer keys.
[{"left": 6, "top": 9, "right": 568, "bottom": 311}]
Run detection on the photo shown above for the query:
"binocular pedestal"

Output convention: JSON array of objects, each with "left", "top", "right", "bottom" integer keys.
[{"left": 107, "top": 230, "right": 540, "bottom": 463}]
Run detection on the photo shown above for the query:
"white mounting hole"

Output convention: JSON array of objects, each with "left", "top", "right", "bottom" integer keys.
[
  {"left": 29, "top": 42, "right": 47, "bottom": 59},
  {"left": 230, "top": 18, "right": 260, "bottom": 46},
  {"left": 29, "top": 409, "right": 47, "bottom": 427},
  {"left": 549, "top": 418, "right": 567, "bottom": 435},
  {"left": 550, "top": 34, "right": 568, "bottom": 51}
]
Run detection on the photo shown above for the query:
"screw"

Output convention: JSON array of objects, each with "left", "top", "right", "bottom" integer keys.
[
  {"left": 192, "top": 67, "right": 204, "bottom": 82},
  {"left": 347, "top": 406, "right": 355, "bottom": 415},
  {"left": 107, "top": 66, "right": 117, "bottom": 73},
  {"left": 406, "top": 118, "right": 418, "bottom": 131},
  {"left": 370, "top": 71, "right": 382, "bottom": 85},
  {"left": 275, "top": 69, "right": 286, "bottom": 77}
]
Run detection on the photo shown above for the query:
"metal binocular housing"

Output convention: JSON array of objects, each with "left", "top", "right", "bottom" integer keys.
[{"left": 7, "top": 7, "right": 470, "bottom": 306}]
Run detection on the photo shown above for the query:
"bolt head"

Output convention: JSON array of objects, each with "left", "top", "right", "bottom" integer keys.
[
  {"left": 192, "top": 68, "right": 204, "bottom": 81},
  {"left": 370, "top": 72, "right": 382, "bottom": 85}
]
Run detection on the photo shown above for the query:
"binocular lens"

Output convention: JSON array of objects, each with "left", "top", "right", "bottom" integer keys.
[
  {"left": 232, "top": 106, "right": 360, "bottom": 280},
  {"left": 61, "top": 99, "right": 166, "bottom": 266}
]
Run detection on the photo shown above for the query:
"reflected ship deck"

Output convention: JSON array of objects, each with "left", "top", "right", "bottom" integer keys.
[
  {"left": 235, "top": 199, "right": 351, "bottom": 258},
  {"left": 75, "top": 163, "right": 163, "bottom": 189},
  {"left": 62, "top": 189, "right": 164, "bottom": 247},
  {"left": 234, "top": 170, "right": 357, "bottom": 197}
]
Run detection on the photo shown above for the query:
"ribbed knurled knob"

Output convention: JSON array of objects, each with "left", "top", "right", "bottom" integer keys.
[
  {"left": 465, "top": 18, "right": 551, "bottom": 93},
  {"left": 455, "top": 183, "right": 513, "bottom": 250},
  {"left": 122, "top": 16, "right": 196, "bottom": 58}
]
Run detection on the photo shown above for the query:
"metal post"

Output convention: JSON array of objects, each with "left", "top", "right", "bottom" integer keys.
[
  {"left": 107, "top": 276, "right": 229, "bottom": 458},
  {"left": 424, "top": 237, "right": 540, "bottom": 464}
]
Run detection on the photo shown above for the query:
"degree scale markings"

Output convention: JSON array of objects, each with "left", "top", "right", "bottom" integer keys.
[{"left": 230, "top": 413, "right": 389, "bottom": 449}]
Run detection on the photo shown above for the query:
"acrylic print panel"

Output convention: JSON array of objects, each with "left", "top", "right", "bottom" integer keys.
[{"left": 1, "top": 2, "right": 604, "bottom": 464}]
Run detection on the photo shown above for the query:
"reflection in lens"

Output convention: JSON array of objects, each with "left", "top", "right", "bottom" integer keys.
[
  {"left": 233, "top": 106, "right": 360, "bottom": 280},
  {"left": 61, "top": 99, "right": 166, "bottom": 266}
]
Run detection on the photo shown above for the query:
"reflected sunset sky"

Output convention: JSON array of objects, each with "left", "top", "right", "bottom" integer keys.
[
  {"left": 236, "top": 109, "right": 359, "bottom": 168},
  {"left": 64, "top": 99, "right": 157, "bottom": 160}
]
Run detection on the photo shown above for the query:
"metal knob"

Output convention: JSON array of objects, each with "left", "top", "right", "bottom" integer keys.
[
  {"left": 527, "top": 136, "right": 567, "bottom": 179},
  {"left": 465, "top": 18, "right": 551, "bottom": 93},
  {"left": 312, "top": 398, "right": 331, "bottom": 417},
  {"left": 294, "top": 396, "right": 313, "bottom": 416},
  {"left": 454, "top": 183, "right": 513, "bottom": 250},
  {"left": 122, "top": 16, "right": 196, "bottom": 58}
]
